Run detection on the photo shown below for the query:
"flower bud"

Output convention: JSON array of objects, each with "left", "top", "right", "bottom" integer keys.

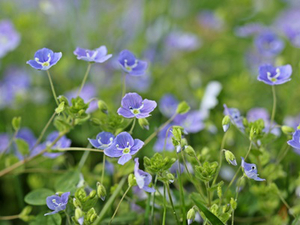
[
  {"left": 128, "top": 174, "right": 137, "bottom": 187},
  {"left": 89, "top": 190, "right": 97, "bottom": 199},
  {"left": 222, "top": 115, "right": 230, "bottom": 132},
  {"left": 75, "top": 207, "right": 83, "bottom": 221},
  {"left": 176, "top": 101, "right": 190, "bottom": 114},
  {"left": 73, "top": 198, "right": 82, "bottom": 208},
  {"left": 87, "top": 208, "right": 97, "bottom": 223},
  {"left": 98, "top": 100, "right": 108, "bottom": 114},
  {"left": 281, "top": 125, "right": 294, "bottom": 135},
  {"left": 187, "top": 208, "right": 196, "bottom": 225},
  {"left": 224, "top": 150, "right": 237, "bottom": 166},
  {"left": 143, "top": 157, "right": 151, "bottom": 167},
  {"left": 97, "top": 182, "right": 106, "bottom": 201},
  {"left": 184, "top": 145, "right": 196, "bottom": 157},
  {"left": 230, "top": 197, "right": 237, "bottom": 210},
  {"left": 176, "top": 145, "right": 182, "bottom": 153},
  {"left": 12, "top": 117, "right": 21, "bottom": 131},
  {"left": 217, "top": 185, "right": 222, "bottom": 199},
  {"left": 138, "top": 118, "right": 149, "bottom": 130},
  {"left": 166, "top": 172, "right": 175, "bottom": 183}
]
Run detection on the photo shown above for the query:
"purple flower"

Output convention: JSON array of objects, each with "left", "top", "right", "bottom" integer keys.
[
  {"left": 134, "top": 158, "right": 155, "bottom": 193},
  {"left": 174, "top": 111, "right": 205, "bottom": 133},
  {"left": 284, "top": 114, "right": 300, "bottom": 130},
  {"left": 165, "top": 31, "right": 201, "bottom": 51},
  {"left": 287, "top": 130, "right": 300, "bottom": 150},
  {"left": 159, "top": 94, "right": 179, "bottom": 118},
  {"left": 258, "top": 64, "right": 292, "bottom": 85},
  {"left": 73, "top": 46, "right": 112, "bottom": 63},
  {"left": 104, "top": 132, "right": 144, "bottom": 165},
  {"left": 223, "top": 104, "right": 244, "bottom": 131},
  {"left": 117, "top": 92, "right": 157, "bottom": 119},
  {"left": 235, "top": 23, "right": 265, "bottom": 37},
  {"left": 154, "top": 124, "right": 175, "bottom": 152},
  {"left": 118, "top": 50, "right": 148, "bottom": 76},
  {"left": 255, "top": 32, "right": 284, "bottom": 57},
  {"left": 27, "top": 48, "right": 62, "bottom": 70},
  {"left": 14, "top": 128, "right": 37, "bottom": 159},
  {"left": 0, "top": 20, "right": 20, "bottom": 58},
  {"left": 88, "top": 132, "right": 115, "bottom": 150},
  {"left": 65, "top": 83, "right": 98, "bottom": 113},
  {"left": 241, "top": 157, "right": 265, "bottom": 181},
  {"left": 170, "top": 160, "right": 185, "bottom": 175},
  {"left": 0, "top": 133, "right": 10, "bottom": 153},
  {"left": 45, "top": 192, "right": 70, "bottom": 216}
]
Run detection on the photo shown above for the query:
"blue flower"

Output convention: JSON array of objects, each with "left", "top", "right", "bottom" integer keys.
[
  {"left": 159, "top": 94, "right": 179, "bottom": 118},
  {"left": 118, "top": 50, "right": 147, "bottom": 76},
  {"left": 223, "top": 104, "right": 244, "bottom": 132},
  {"left": 174, "top": 111, "right": 205, "bottom": 133},
  {"left": 73, "top": 46, "right": 112, "bottom": 63},
  {"left": 88, "top": 132, "right": 115, "bottom": 150},
  {"left": 134, "top": 158, "right": 155, "bottom": 193},
  {"left": 27, "top": 48, "right": 62, "bottom": 70},
  {"left": 255, "top": 32, "right": 284, "bottom": 57},
  {"left": 241, "top": 157, "right": 265, "bottom": 181},
  {"left": 258, "top": 64, "right": 292, "bottom": 85},
  {"left": 0, "top": 133, "right": 10, "bottom": 153},
  {"left": 0, "top": 20, "right": 20, "bottom": 58},
  {"left": 104, "top": 132, "right": 144, "bottom": 165},
  {"left": 45, "top": 192, "right": 70, "bottom": 216},
  {"left": 287, "top": 130, "right": 300, "bottom": 150}
]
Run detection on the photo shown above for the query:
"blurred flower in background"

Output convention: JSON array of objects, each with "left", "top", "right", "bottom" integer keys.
[{"left": 0, "top": 20, "right": 20, "bottom": 58}]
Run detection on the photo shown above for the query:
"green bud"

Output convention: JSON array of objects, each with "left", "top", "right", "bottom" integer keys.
[
  {"left": 128, "top": 174, "right": 137, "bottom": 187},
  {"left": 20, "top": 206, "right": 32, "bottom": 217},
  {"left": 176, "top": 101, "right": 190, "bottom": 114},
  {"left": 55, "top": 101, "right": 65, "bottom": 114},
  {"left": 224, "top": 150, "right": 237, "bottom": 166},
  {"left": 181, "top": 138, "right": 188, "bottom": 146},
  {"left": 143, "top": 156, "right": 151, "bottom": 167},
  {"left": 172, "top": 127, "right": 182, "bottom": 141},
  {"left": 12, "top": 117, "right": 21, "bottom": 131},
  {"left": 73, "top": 198, "right": 82, "bottom": 208},
  {"left": 138, "top": 118, "right": 149, "bottom": 130},
  {"left": 184, "top": 145, "right": 196, "bottom": 157},
  {"left": 57, "top": 95, "right": 70, "bottom": 106},
  {"left": 222, "top": 115, "right": 230, "bottom": 132},
  {"left": 89, "top": 190, "right": 97, "bottom": 198},
  {"left": 249, "top": 126, "right": 255, "bottom": 140},
  {"left": 230, "top": 197, "right": 237, "bottom": 210},
  {"left": 97, "top": 182, "right": 106, "bottom": 201},
  {"left": 187, "top": 208, "right": 196, "bottom": 225},
  {"left": 243, "top": 117, "right": 249, "bottom": 127},
  {"left": 98, "top": 100, "right": 108, "bottom": 114},
  {"left": 166, "top": 172, "right": 175, "bottom": 183},
  {"left": 281, "top": 125, "right": 294, "bottom": 135},
  {"left": 87, "top": 208, "right": 97, "bottom": 223},
  {"left": 75, "top": 207, "right": 83, "bottom": 221},
  {"left": 217, "top": 185, "right": 222, "bottom": 199}
]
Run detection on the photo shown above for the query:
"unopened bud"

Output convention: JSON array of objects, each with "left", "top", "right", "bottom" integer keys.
[
  {"left": 98, "top": 100, "right": 108, "bottom": 114},
  {"left": 89, "top": 190, "right": 97, "bottom": 199},
  {"left": 75, "top": 207, "right": 83, "bottom": 221},
  {"left": 222, "top": 115, "right": 230, "bottom": 132},
  {"left": 224, "top": 150, "right": 237, "bottom": 166},
  {"left": 184, "top": 145, "right": 196, "bottom": 157},
  {"left": 176, "top": 101, "right": 190, "bottom": 114},
  {"left": 73, "top": 198, "right": 82, "bottom": 208},
  {"left": 97, "top": 182, "right": 106, "bottom": 201},
  {"left": 187, "top": 208, "right": 196, "bottom": 225},
  {"left": 166, "top": 172, "right": 175, "bottom": 183},
  {"left": 281, "top": 125, "right": 294, "bottom": 135},
  {"left": 128, "top": 174, "right": 137, "bottom": 187},
  {"left": 138, "top": 118, "right": 149, "bottom": 130}
]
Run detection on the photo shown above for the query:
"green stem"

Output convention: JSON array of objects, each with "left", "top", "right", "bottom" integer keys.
[
  {"left": 231, "top": 176, "right": 244, "bottom": 225},
  {"left": 65, "top": 210, "right": 71, "bottom": 225},
  {"left": 276, "top": 145, "right": 290, "bottom": 164},
  {"left": 77, "top": 63, "right": 92, "bottom": 96},
  {"left": 129, "top": 118, "right": 136, "bottom": 134},
  {"left": 78, "top": 151, "right": 90, "bottom": 171},
  {"left": 101, "top": 155, "right": 106, "bottom": 184},
  {"left": 94, "top": 177, "right": 126, "bottom": 224},
  {"left": 46, "top": 70, "right": 59, "bottom": 106},
  {"left": 0, "top": 215, "right": 19, "bottom": 220},
  {"left": 213, "top": 132, "right": 228, "bottom": 185},
  {"left": 162, "top": 185, "right": 167, "bottom": 225},
  {"left": 206, "top": 182, "right": 211, "bottom": 207},
  {"left": 109, "top": 186, "right": 131, "bottom": 224},
  {"left": 177, "top": 154, "right": 186, "bottom": 224},
  {"left": 150, "top": 176, "right": 158, "bottom": 224},
  {"left": 57, "top": 147, "right": 103, "bottom": 153},
  {"left": 269, "top": 85, "right": 276, "bottom": 133},
  {"left": 165, "top": 183, "right": 180, "bottom": 224}
]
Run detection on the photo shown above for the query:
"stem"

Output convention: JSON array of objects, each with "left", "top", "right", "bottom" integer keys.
[
  {"left": 213, "top": 132, "right": 228, "bottom": 185},
  {"left": 77, "top": 63, "right": 92, "bottom": 96},
  {"left": 269, "top": 85, "right": 276, "bottom": 133},
  {"left": 231, "top": 176, "right": 244, "bottom": 225},
  {"left": 56, "top": 148, "right": 103, "bottom": 153},
  {"left": 65, "top": 210, "right": 71, "bottom": 225},
  {"left": 177, "top": 154, "right": 186, "bottom": 224},
  {"left": 46, "top": 70, "right": 59, "bottom": 106},
  {"left": 109, "top": 186, "right": 131, "bottom": 224},
  {"left": 150, "top": 176, "right": 158, "bottom": 224},
  {"left": 78, "top": 151, "right": 90, "bottom": 171},
  {"left": 162, "top": 185, "right": 167, "bottom": 225},
  {"left": 165, "top": 183, "right": 180, "bottom": 224},
  {"left": 101, "top": 155, "right": 106, "bottom": 184},
  {"left": 276, "top": 145, "right": 290, "bottom": 164},
  {"left": 206, "top": 182, "right": 211, "bottom": 207},
  {"left": 129, "top": 118, "right": 136, "bottom": 134},
  {"left": 0, "top": 215, "right": 19, "bottom": 220},
  {"left": 144, "top": 113, "right": 177, "bottom": 146},
  {"left": 0, "top": 131, "right": 68, "bottom": 177},
  {"left": 122, "top": 73, "right": 127, "bottom": 97}
]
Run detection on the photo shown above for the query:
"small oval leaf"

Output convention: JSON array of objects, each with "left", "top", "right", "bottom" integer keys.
[{"left": 25, "top": 188, "right": 54, "bottom": 206}]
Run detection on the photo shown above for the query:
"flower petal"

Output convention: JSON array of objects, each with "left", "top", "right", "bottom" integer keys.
[{"left": 118, "top": 154, "right": 132, "bottom": 165}]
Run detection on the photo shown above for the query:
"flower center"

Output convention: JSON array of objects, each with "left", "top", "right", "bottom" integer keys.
[
  {"left": 35, "top": 53, "right": 52, "bottom": 68},
  {"left": 132, "top": 109, "right": 140, "bottom": 114},
  {"left": 124, "top": 59, "right": 138, "bottom": 71},
  {"left": 123, "top": 148, "right": 130, "bottom": 154},
  {"left": 42, "top": 62, "right": 50, "bottom": 67},
  {"left": 267, "top": 68, "right": 280, "bottom": 82}
]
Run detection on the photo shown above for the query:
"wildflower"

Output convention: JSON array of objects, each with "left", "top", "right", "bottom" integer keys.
[
  {"left": 255, "top": 32, "right": 284, "bottom": 57},
  {"left": 118, "top": 50, "right": 147, "bottom": 76},
  {"left": 241, "top": 157, "right": 265, "bottom": 181},
  {"left": 73, "top": 46, "right": 112, "bottom": 63},
  {"left": 224, "top": 150, "right": 237, "bottom": 166},
  {"left": 222, "top": 115, "right": 230, "bottom": 132},
  {"left": 45, "top": 192, "right": 70, "bottom": 216},
  {"left": 223, "top": 104, "right": 244, "bottom": 131},
  {"left": 27, "top": 48, "right": 62, "bottom": 70},
  {"left": 235, "top": 23, "right": 265, "bottom": 37},
  {"left": 258, "top": 64, "right": 292, "bottom": 85},
  {"left": 134, "top": 158, "right": 155, "bottom": 193},
  {"left": 187, "top": 208, "right": 196, "bottom": 225},
  {"left": 104, "top": 132, "right": 144, "bottom": 165},
  {"left": 165, "top": 31, "right": 201, "bottom": 51},
  {"left": 287, "top": 130, "right": 300, "bottom": 150},
  {"left": 0, "top": 133, "right": 10, "bottom": 153},
  {"left": 159, "top": 94, "right": 179, "bottom": 118},
  {"left": 174, "top": 111, "right": 205, "bottom": 133},
  {"left": 0, "top": 20, "right": 20, "bottom": 58},
  {"left": 88, "top": 131, "right": 115, "bottom": 150},
  {"left": 118, "top": 92, "right": 157, "bottom": 119}
]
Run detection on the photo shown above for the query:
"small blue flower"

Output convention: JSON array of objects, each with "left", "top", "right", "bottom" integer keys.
[
  {"left": 73, "top": 46, "right": 112, "bottom": 63},
  {"left": 44, "top": 192, "right": 70, "bottom": 216},
  {"left": 104, "top": 132, "right": 144, "bottom": 165},
  {"left": 118, "top": 50, "right": 147, "bottom": 76},
  {"left": 159, "top": 94, "right": 179, "bottom": 118},
  {"left": 287, "top": 130, "right": 300, "bottom": 149},
  {"left": 0, "top": 20, "right": 20, "bottom": 58},
  {"left": 223, "top": 104, "right": 244, "bottom": 132},
  {"left": 88, "top": 132, "right": 115, "bottom": 150},
  {"left": 255, "top": 32, "right": 284, "bottom": 57},
  {"left": 0, "top": 133, "right": 10, "bottom": 153},
  {"left": 258, "top": 64, "right": 292, "bottom": 85},
  {"left": 134, "top": 158, "right": 155, "bottom": 193},
  {"left": 27, "top": 48, "right": 62, "bottom": 70},
  {"left": 241, "top": 157, "right": 265, "bottom": 181},
  {"left": 174, "top": 111, "right": 205, "bottom": 133}
]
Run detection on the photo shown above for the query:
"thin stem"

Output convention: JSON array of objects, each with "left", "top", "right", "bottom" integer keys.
[
  {"left": 101, "top": 155, "right": 106, "bottom": 184},
  {"left": 231, "top": 176, "right": 244, "bottom": 225},
  {"left": 0, "top": 215, "right": 19, "bottom": 220},
  {"left": 269, "top": 85, "right": 276, "bottom": 132},
  {"left": 165, "top": 183, "right": 180, "bottom": 224},
  {"left": 144, "top": 113, "right": 178, "bottom": 146},
  {"left": 122, "top": 73, "right": 127, "bottom": 97},
  {"left": 206, "top": 182, "right": 211, "bottom": 207},
  {"left": 194, "top": 155, "right": 202, "bottom": 166},
  {"left": 56, "top": 148, "right": 103, "bottom": 153},
  {"left": 177, "top": 153, "right": 186, "bottom": 224},
  {"left": 65, "top": 210, "right": 71, "bottom": 225},
  {"left": 150, "top": 176, "right": 158, "bottom": 224},
  {"left": 0, "top": 129, "right": 18, "bottom": 160},
  {"left": 77, "top": 63, "right": 92, "bottom": 96},
  {"left": 276, "top": 145, "right": 290, "bottom": 164},
  {"left": 277, "top": 191, "right": 295, "bottom": 218},
  {"left": 109, "top": 186, "right": 131, "bottom": 224},
  {"left": 129, "top": 118, "right": 136, "bottom": 134},
  {"left": 46, "top": 70, "right": 59, "bottom": 106},
  {"left": 162, "top": 185, "right": 167, "bottom": 225},
  {"left": 213, "top": 132, "right": 228, "bottom": 185}
]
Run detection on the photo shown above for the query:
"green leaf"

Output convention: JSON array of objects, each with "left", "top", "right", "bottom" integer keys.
[
  {"left": 15, "top": 139, "right": 30, "bottom": 155},
  {"left": 176, "top": 101, "right": 190, "bottom": 114},
  {"left": 55, "top": 170, "right": 80, "bottom": 194},
  {"left": 12, "top": 116, "right": 21, "bottom": 131},
  {"left": 29, "top": 213, "right": 61, "bottom": 225},
  {"left": 24, "top": 188, "right": 54, "bottom": 205},
  {"left": 191, "top": 193, "right": 225, "bottom": 225},
  {"left": 55, "top": 101, "right": 65, "bottom": 114}
]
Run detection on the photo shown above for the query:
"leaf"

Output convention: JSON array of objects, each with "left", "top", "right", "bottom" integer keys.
[
  {"left": 15, "top": 138, "right": 30, "bottom": 155},
  {"left": 55, "top": 170, "right": 80, "bottom": 194},
  {"left": 24, "top": 188, "right": 54, "bottom": 205},
  {"left": 191, "top": 193, "right": 225, "bottom": 225},
  {"left": 12, "top": 116, "right": 21, "bottom": 131},
  {"left": 29, "top": 213, "right": 61, "bottom": 225}
]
